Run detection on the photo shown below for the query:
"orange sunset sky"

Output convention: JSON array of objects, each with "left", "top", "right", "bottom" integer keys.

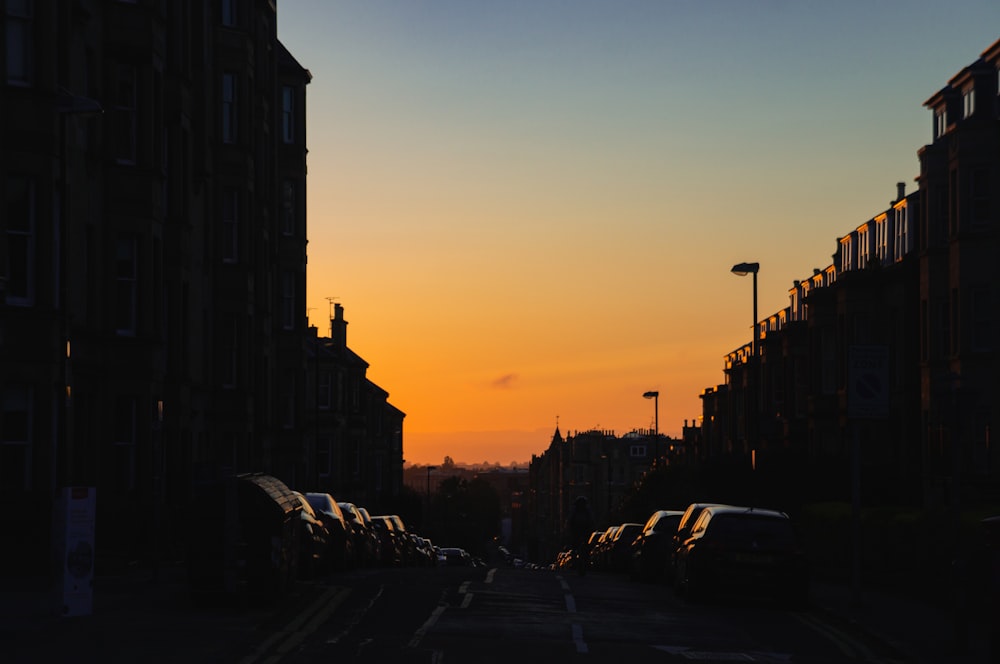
[{"left": 277, "top": 2, "right": 1000, "bottom": 465}]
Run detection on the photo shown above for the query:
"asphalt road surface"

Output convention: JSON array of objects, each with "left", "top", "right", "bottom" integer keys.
[{"left": 238, "top": 564, "right": 908, "bottom": 664}]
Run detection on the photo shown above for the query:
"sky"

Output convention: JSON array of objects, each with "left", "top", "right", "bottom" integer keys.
[{"left": 277, "top": 2, "right": 1000, "bottom": 466}]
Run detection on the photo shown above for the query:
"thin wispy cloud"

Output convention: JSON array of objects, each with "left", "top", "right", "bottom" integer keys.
[{"left": 491, "top": 374, "right": 519, "bottom": 390}]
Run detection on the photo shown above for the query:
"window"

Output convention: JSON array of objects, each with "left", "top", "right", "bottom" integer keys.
[
  {"left": 857, "top": 226, "right": 870, "bottom": 268},
  {"left": 318, "top": 372, "right": 331, "bottom": 410},
  {"left": 629, "top": 445, "right": 647, "bottom": 458},
  {"left": 970, "top": 285, "right": 991, "bottom": 351},
  {"left": 963, "top": 87, "right": 975, "bottom": 119},
  {"left": 113, "top": 65, "right": 137, "bottom": 164},
  {"left": 5, "top": 175, "right": 35, "bottom": 305},
  {"left": 1, "top": 387, "right": 32, "bottom": 491},
  {"left": 4, "top": 0, "right": 33, "bottom": 85},
  {"left": 282, "top": 271, "right": 295, "bottom": 330},
  {"left": 221, "top": 73, "right": 237, "bottom": 144},
  {"left": 222, "top": 315, "right": 237, "bottom": 388},
  {"left": 115, "top": 236, "right": 137, "bottom": 336},
  {"left": 971, "top": 168, "right": 990, "bottom": 227},
  {"left": 282, "top": 371, "right": 295, "bottom": 429},
  {"left": 281, "top": 180, "right": 295, "bottom": 236},
  {"left": 317, "top": 435, "right": 332, "bottom": 478},
  {"left": 874, "top": 215, "right": 889, "bottom": 265},
  {"left": 893, "top": 205, "right": 909, "bottom": 260},
  {"left": 221, "top": 0, "right": 238, "bottom": 27},
  {"left": 111, "top": 396, "right": 136, "bottom": 492},
  {"left": 281, "top": 86, "right": 294, "bottom": 143},
  {"left": 934, "top": 107, "right": 947, "bottom": 138},
  {"left": 221, "top": 188, "right": 238, "bottom": 263}
]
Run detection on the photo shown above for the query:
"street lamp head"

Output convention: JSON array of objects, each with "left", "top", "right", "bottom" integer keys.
[
  {"left": 731, "top": 262, "right": 760, "bottom": 276},
  {"left": 642, "top": 391, "right": 658, "bottom": 399}
]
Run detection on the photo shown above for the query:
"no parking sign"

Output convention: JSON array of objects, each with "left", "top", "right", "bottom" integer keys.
[{"left": 848, "top": 345, "right": 889, "bottom": 420}]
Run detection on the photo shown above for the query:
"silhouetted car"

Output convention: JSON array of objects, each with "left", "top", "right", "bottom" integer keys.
[
  {"left": 673, "top": 505, "right": 808, "bottom": 605},
  {"left": 338, "top": 501, "right": 373, "bottom": 567},
  {"left": 292, "top": 491, "right": 331, "bottom": 579},
  {"left": 668, "top": 502, "right": 730, "bottom": 584},
  {"left": 592, "top": 526, "right": 620, "bottom": 570},
  {"left": 607, "top": 522, "right": 644, "bottom": 572},
  {"left": 439, "top": 547, "right": 473, "bottom": 566},
  {"left": 369, "top": 514, "right": 401, "bottom": 566},
  {"left": 386, "top": 514, "right": 416, "bottom": 565},
  {"left": 354, "top": 505, "right": 381, "bottom": 564},
  {"left": 304, "top": 492, "right": 351, "bottom": 570},
  {"left": 630, "top": 509, "right": 685, "bottom": 582}
]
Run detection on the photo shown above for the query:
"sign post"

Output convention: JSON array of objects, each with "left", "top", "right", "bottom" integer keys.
[{"left": 54, "top": 486, "right": 96, "bottom": 616}]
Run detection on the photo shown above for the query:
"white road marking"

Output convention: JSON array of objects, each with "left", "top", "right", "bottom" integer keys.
[
  {"left": 564, "top": 593, "right": 577, "bottom": 613},
  {"left": 460, "top": 592, "right": 473, "bottom": 609},
  {"left": 485, "top": 568, "right": 496, "bottom": 583},
  {"left": 408, "top": 605, "right": 447, "bottom": 648},
  {"left": 572, "top": 623, "right": 588, "bottom": 654}
]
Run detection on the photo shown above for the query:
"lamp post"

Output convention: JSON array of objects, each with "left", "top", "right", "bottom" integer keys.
[
  {"left": 426, "top": 465, "right": 438, "bottom": 532},
  {"left": 731, "top": 262, "right": 760, "bottom": 458},
  {"left": 643, "top": 391, "right": 659, "bottom": 460}
]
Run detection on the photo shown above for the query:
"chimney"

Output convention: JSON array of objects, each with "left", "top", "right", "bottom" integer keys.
[
  {"left": 330, "top": 303, "right": 347, "bottom": 349},
  {"left": 896, "top": 182, "right": 905, "bottom": 202}
]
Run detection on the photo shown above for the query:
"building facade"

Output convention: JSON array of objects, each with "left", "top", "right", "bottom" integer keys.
[
  {"left": 1, "top": 1, "right": 403, "bottom": 576},
  {"left": 701, "top": 39, "right": 999, "bottom": 510}
]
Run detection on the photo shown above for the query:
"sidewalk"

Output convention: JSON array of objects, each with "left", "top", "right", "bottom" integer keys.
[
  {"left": 810, "top": 578, "right": 994, "bottom": 664},
  {"left": 0, "top": 562, "right": 323, "bottom": 664}
]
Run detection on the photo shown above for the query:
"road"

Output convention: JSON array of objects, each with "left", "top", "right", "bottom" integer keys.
[{"left": 237, "top": 563, "right": 909, "bottom": 664}]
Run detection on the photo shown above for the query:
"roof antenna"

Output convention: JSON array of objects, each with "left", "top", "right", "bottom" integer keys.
[{"left": 325, "top": 296, "right": 340, "bottom": 320}]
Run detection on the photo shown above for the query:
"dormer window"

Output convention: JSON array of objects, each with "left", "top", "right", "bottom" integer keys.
[
  {"left": 962, "top": 87, "right": 975, "bottom": 119},
  {"left": 934, "top": 107, "right": 947, "bottom": 138}
]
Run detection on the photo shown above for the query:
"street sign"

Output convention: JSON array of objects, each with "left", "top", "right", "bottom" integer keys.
[{"left": 847, "top": 345, "right": 889, "bottom": 420}]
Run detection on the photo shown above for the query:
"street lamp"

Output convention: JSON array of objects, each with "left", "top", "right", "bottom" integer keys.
[
  {"left": 642, "top": 391, "right": 659, "bottom": 437},
  {"left": 643, "top": 391, "right": 659, "bottom": 460},
  {"left": 731, "top": 262, "right": 760, "bottom": 458}
]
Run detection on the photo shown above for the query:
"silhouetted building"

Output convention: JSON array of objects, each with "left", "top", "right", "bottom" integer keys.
[
  {"left": 528, "top": 426, "right": 673, "bottom": 562},
  {"left": 305, "top": 304, "right": 405, "bottom": 512},
  {"left": 0, "top": 1, "right": 332, "bottom": 573},
  {"left": 701, "top": 38, "right": 1000, "bottom": 509}
]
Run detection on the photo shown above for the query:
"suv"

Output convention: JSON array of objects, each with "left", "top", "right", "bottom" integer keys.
[{"left": 673, "top": 505, "right": 808, "bottom": 605}]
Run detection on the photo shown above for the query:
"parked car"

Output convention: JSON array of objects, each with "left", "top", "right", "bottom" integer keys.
[
  {"left": 338, "top": 501, "right": 373, "bottom": 567},
  {"left": 385, "top": 515, "right": 416, "bottom": 565},
  {"left": 439, "top": 547, "right": 473, "bottom": 566},
  {"left": 592, "top": 526, "right": 620, "bottom": 570},
  {"left": 369, "top": 514, "right": 401, "bottom": 566},
  {"left": 354, "top": 505, "right": 381, "bottom": 564},
  {"left": 303, "top": 492, "right": 352, "bottom": 571},
  {"left": 292, "top": 491, "right": 331, "bottom": 578},
  {"left": 668, "top": 502, "right": 729, "bottom": 584},
  {"left": 673, "top": 505, "right": 808, "bottom": 605},
  {"left": 607, "top": 522, "right": 644, "bottom": 572},
  {"left": 630, "top": 509, "right": 685, "bottom": 582}
]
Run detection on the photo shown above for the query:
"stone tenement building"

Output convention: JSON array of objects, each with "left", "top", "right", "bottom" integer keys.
[
  {"left": 1, "top": 1, "right": 404, "bottom": 573},
  {"left": 700, "top": 38, "right": 1000, "bottom": 509}
]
